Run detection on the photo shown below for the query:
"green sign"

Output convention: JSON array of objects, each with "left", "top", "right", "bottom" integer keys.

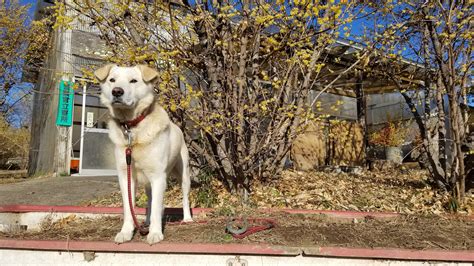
[{"left": 56, "top": 80, "right": 74, "bottom": 127}]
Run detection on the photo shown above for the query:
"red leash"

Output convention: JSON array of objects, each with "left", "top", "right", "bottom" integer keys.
[
  {"left": 226, "top": 217, "right": 276, "bottom": 239},
  {"left": 126, "top": 146, "right": 149, "bottom": 236},
  {"left": 120, "top": 109, "right": 154, "bottom": 236},
  {"left": 123, "top": 123, "right": 274, "bottom": 239}
]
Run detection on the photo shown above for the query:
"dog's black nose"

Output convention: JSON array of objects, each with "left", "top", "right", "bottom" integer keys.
[{"left": 112, "top": 87, "right": 124, "bottom": 97}]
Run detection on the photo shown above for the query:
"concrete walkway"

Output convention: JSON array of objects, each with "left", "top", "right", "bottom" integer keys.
[{"left": 0, "top": 175, "right": 118, "bottom": 206}]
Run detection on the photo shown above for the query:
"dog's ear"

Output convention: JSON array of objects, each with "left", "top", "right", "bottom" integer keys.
[
  {"left": 137, "top": 65, "right": 159, "bottom": 82},
  {"left": 94, "top": 64, "right": 115, "bottom": 82}
]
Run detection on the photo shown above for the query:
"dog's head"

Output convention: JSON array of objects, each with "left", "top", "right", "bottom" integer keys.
[{"left": 95, "top": 64, "right": 158, "bottom": 113}]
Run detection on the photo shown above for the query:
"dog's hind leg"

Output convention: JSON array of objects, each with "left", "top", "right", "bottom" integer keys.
[
  {"left": 145, "top": 180, "right": 165, "bottom": 227},
  {"left": 177, "top": 145, "right": 193, "bottom": 222},
  {"left": 144, "top": 183, "right": 152, "bottom": 226}
]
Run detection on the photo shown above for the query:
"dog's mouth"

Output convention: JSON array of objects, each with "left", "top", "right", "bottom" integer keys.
[
  {"left": 112, "top": 99, "right": 124, "bottom": 104},
  {"left": 111, "top": 99, "right": 134, "bottom": 108}
]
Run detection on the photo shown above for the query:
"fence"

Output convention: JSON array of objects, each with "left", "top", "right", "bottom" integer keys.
[{"left": 291, "top": 119, "right": 365, "bottom": 170}]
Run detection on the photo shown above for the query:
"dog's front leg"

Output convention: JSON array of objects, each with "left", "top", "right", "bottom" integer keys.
[
  {"left": 114, "top": 165, "right": 136, "bottom": 243},
  {"left": 147, "top": 172, "right": 167, "bottom": 245}
]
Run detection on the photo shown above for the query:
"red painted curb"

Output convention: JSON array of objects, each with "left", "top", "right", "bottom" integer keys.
[
  {"left": 0, "top": 239, "right": 472, "bottom": 262},
  {"left": 0, "top": 205, "right": 212, "bottom": 216},
  {"left": 267, "top": 208, "right": 400, "bottom": 219},
  {"left": 0, "top": 205, "right": 126, "bottom": 214},
  {"left": 0, "top": 205, "right": 402, "bottom": 219},
  {"left": 2, "top": 205, "right": 472, "bottom": 220}
]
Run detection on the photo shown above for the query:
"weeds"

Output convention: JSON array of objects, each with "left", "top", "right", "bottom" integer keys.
[
  {"left": 0, "top": 117, "right": 29, "bottom": 169},
  {"left": 195, "top": 168, "right": 218, "bottom": 208}
]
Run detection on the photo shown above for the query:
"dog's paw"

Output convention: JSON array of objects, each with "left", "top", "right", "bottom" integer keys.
[
  {"left": 114, "top": 231, "right": 133, "bottom": 244},
  {"left": 146, "top": 231, "right": 164, "bottom": 245},
  {"left": 183, "top": 217, "right": 193, "bottom": 223}
]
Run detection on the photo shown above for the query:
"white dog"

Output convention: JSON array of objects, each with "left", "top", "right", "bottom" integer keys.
[{"left": 95, "top": 64, "right": 192, "bottom": 245}]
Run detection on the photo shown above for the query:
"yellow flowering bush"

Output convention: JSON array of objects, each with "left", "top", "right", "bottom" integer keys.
[{"left": 57, "top": 0, "right": 370, "bottom": 196}]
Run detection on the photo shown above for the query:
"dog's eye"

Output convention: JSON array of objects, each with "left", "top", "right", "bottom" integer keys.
[
  {"left": 130, "top": 79, "right": 138, "bottom": 83},
  {"left": 109, "top": 78, "right": 115, "bottom": 83}
]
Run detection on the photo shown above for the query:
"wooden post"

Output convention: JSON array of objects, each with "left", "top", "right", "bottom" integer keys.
[
  {"left": 355, "top": 70, "right": 368, "bottom": 166},
  {"left": 55, "top": 27, "right": 73, "bottom": 176},
  {"left": 27, "top": 82, "right": 41, "bottom": 176},
  {"left": 28, "top": 29, "right": 62, "bottom": 176}
]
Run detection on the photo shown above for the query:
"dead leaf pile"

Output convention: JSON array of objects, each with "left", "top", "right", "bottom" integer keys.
[
  {"left": 83, "top": 169, "right": 473, "bottom": 215},
  {"left": 251, "top": 170, "right": 473, "bottom": 215}
]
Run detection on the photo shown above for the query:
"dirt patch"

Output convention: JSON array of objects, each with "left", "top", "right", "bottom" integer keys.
[
  {"left": 0, "top": 171, "right": 51, "bottom": 185},
  {"left": 0, "top": 170, "right": 29, "bottom": 184},
  {"left": 0, "top": 177, "right": 28, "bottom": 185},
  {"left": 1, "top": 211, "right": 472, "bottom": 250}
]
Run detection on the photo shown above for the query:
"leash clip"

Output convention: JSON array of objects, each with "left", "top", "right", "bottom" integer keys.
[
  {"left": 125, "top": 128, "right": 132, "bottom": 147},
  {"left": 124, "top": 128, "right": 133, "bottom": 166},
  {"left": 226, "top": 217, "right": 249, "bottom": 235}
]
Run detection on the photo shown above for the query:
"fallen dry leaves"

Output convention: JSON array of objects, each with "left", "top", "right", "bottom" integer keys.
[
  {"left": 251, "top": 169, "right": 473, "bottom": 215},
  {"left": 83, "top": 169, "right": 473, "bottom": 215}
]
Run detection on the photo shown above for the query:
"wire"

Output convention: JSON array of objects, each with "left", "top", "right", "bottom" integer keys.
[
  {"left": 29, "top": 107, "right": 109, "bottom": 156},
  {"left": 30, "top": 87, "right": 101, "bottom": 96}
]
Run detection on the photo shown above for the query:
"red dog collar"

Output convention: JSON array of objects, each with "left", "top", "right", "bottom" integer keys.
[{"left": 118, "top": 106, "right": 152, "bottom": 129}]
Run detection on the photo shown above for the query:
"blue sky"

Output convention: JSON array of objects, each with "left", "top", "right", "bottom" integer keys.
[
  {"left": 4, "top": 0, "right": 38, "bottom": 127},
  {"left": 20, "top": 0, "right": 37, "bottom": 18}
]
